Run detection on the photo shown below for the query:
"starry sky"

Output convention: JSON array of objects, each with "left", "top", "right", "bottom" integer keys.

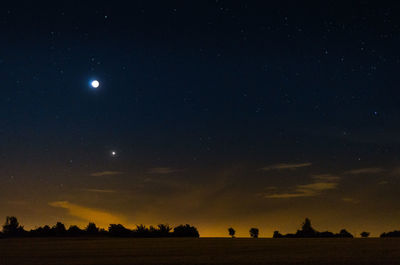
[{"left": 1, "top": 1, "right": 400, "bottom": 237}]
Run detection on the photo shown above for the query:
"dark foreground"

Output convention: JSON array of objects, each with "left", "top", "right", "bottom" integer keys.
[{"left": 0, "top": 237, "right": 399, "bottom": 265}]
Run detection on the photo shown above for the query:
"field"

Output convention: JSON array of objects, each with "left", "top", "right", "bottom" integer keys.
[{"left": 0, "top": 237, "right": 399, "bottom": 265}]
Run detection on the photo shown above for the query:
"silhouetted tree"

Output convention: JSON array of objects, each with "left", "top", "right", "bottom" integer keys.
[
  {"left": 148, "top": 225, "right": 157, "bottom": 236},
  {"left": 42, "top": 225, "right": 51, "bottom": 235},
  {"left": 39, "top": 225, "right": 51, "bottom": 236},
  {"left": 85, "top": 222, "right": 99, "bottom": 235},
  {"left": 360, "top": 231, "right": 370, "bottom": 238},
  {"left": 296, "top": 218, "right": 317, "bottom": 237},
  {"left": 249, "top": 228, "right": 259, "bottom": 238},
  {"left": 29, "top": 225, "right": 51, "bottom": 237},
  {"left": 273, "top": 231, "right": 283, "bottom": 238},
  {"left": 68, "top": 225, "right": 83, "bottom": 236},
  {"left": 99, "top": 228, "right": 108, "bottom": 236},
  {"left": 52, "top": 222, "right": 66, "bottom": 236},
  {"left": 228, "top": 227, "right": 236, "bottom": 238},
  {"left": 157, "top": 224, "right": 172, "bottom": 237},
  {"left": 108, "top": 224, "right": 131, "bottom": 237},
  {"left": 2, "top": 216, "right": 25, "bottom": 236},
  {"left": 302, "top": 218, "right": 312, "bottom": 230},
  {"left": 173, "top": 224, "right": 200, "bottom": 237},
  {"left": 134, "top": 224, "right": 149, "bottom": 237}
]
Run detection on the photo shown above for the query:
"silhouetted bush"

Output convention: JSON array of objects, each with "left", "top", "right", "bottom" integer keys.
[
  {"left": 360, "top": 231, "right": 370, "bottom": 238},
  {"left": 381, "top": 230, "right": 400, "bottom": 237},
  {"left": 249, "top": 228, "right": 259, "bottom": 238},
  {"left": 173, "top": 224, "right": 199, "bottom": 237},
  {"left": 2, "top": 216, "right": 25, "bottom": 237},
  {"left": 228, "top": 227, "right": 235, "bottom": 238},
  {"left": 318, "top": 231, "right": 335, "bottom": 238},
  {"left": 337, "top": 229, "right": 353, "bottom": 238}
]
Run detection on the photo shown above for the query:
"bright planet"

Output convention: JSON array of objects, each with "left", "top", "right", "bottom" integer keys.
[{"left": 91, "top": 80, "right": 99, "bottom": 88}]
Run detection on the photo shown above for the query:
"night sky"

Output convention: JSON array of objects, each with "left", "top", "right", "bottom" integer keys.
[{"left": 1, "top": 1, "right": 400, "bottom": 237}]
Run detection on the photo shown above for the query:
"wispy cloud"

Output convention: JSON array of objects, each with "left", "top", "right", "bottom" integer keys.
[
  {"left": 147, "top": 167, "right": 181, "bottom": 174},
  {"left": 342, "top": 197, "right": 360, "bottom": 204},
  {"left": 264, "top": 182, "right": 338, "bottom": 199},
  {"left": 90, "top": 171, "right": 123, "bottom": 177},
  {"left": 344, "top": 167, "right": 384, "bottom": 175},
  {"left": 82, "top": 189, "right": 116, "bottom": 193},
  {"left": 49, "top": 201, "right": 125, "bottom": 228},
  {"left": 264, "top": 192, "right": 310, "bottom": 199},
  {"left": 261, "top": 162, "right": 312, "bottom": 171},
  {"left": 312, "top": 174, "right": 341, "bottom": 181}
]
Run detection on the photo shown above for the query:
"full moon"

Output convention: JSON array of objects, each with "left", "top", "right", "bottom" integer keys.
[{"left": 91, "top": 80, "right": 100, "bottom": 88}]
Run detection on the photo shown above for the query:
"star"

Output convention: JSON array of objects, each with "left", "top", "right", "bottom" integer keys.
[{"left": 111, "top": 151, "right": 117, "bottom": 157}]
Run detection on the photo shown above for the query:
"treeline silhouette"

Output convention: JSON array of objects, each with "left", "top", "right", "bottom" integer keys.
[
  {"left": 0, "top": 216, "right": 199, "bottom": 238},
  {"left": 271, "top": 218, "right": 400, "bottom": 238},
  {"left": 272, "top": 218, "right": 354, "bottom": 238},
  {"left": 380, "top": 231, "right": 400, "bottom": 237},
  {"left": 229, "top": 218, "right": 400, "bottom": 238},
  {"left": 3, "top": 216, "right": 400, "bottom": 238}
]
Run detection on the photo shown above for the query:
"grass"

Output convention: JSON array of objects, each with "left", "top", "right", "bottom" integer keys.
[{"left": 0, "top": 237, "right": 399, "bottom": 264}]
